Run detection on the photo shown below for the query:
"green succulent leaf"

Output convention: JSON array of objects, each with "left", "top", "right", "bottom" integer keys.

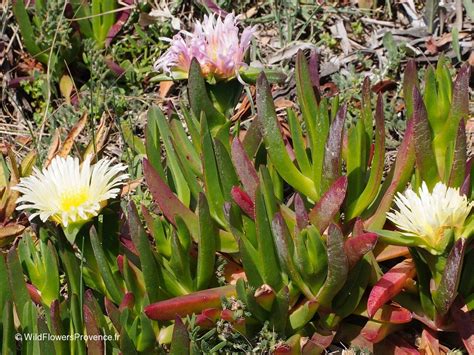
[
  {"left": 272, "top": 212, "right": 314, "bottom": 299},
  {"left": 316, "top": 224, "right": 349, "bottom": 308},
  {"left": 170, "top": 317, "right": 190, "bottom": 355},
  {"left": 448, "top": 120, "right": 467, "bottom": 188},
  {"left": 321, "top": 104, "right": 346, "bottom": 194},
  {"left": 412, "top": 87, "right": 439, "bottom": 189},
  {"left": 257, "top": 73, "right": 318, "bottom": 201},
  {"left": 367, "top": 119, "right": 416, "bottom": 229},
  {"left": 255, "top": 186, "right": 282, "bottom": 290},
  {"left": 433, "top": 238, "right": 467, "bottom": 315},
  {"left": 346, "top": 95, "right": 385, "bottom": 220},
  {"left": 403, "top": 60, "right": 419, "bottom": 119},
  {"left": 128, "top": 201, "right": 161, "bottom": 303},
  {"left": 188, "top": 59, "right": 226, "bottom": 131},
  {"left": 196, "top": 193, "right": 217, "bottom": 290},
  {"left": 90, "top": 226, "right": 124, "bottom": 304},
  {"left": 308, "top": 176, "right": 347, "bottom": 234}
]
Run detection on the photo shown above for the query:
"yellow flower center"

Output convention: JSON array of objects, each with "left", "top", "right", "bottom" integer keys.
[{"left": 59, "top": 188, "right": 89, "bottom": 211}]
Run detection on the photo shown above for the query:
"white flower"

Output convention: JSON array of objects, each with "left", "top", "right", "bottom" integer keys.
[
  {"left": 13, "top": 156, "right": 128, "bottom": 228},
  {"left": 387, "top": 182, "right": 473, "bottom": 252},
  {"left": 154, "top": 13, "right": 256, "bottom": 80}
]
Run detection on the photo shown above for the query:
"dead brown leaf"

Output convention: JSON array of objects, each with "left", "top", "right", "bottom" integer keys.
[
  {"left": 121, "top": 178, "right": 142, "bottom": 197},
  {"left": 57, "top": 112, "right": 88, "bottom": 158},
  {"left": 83, "top": 113, "right": 111, "bottom": 160},
  {"left": 159, "top": 81, "right": 174, "bottom": 99},
  {"left": 44, "top": 128, "right": 61, "bottom": 167},
  {"left": 0, "top": 223, "right": 25, "bottom": 239}
]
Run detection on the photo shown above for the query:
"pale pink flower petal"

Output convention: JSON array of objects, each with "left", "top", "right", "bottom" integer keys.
[{"left": 154, "top": 13, "right": 256, "bottom": 80}]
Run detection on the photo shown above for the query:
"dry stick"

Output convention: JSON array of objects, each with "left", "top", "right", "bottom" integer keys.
[
  {"left": 67, "top": 5, "right": 135, "bottom": 22},
  {"left": 455, "top": 0, "right": 463, "bottom": 30},
  {"left": 37, "top": 0, "right": 69, "bottom": 154}
]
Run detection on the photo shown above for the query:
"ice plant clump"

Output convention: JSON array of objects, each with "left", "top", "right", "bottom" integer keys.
[
  {"left": 14, "top": 156, "right": 128, "bottom": 240},
  {"left": 387, "top": 182, "right": 473, "bottom": 253},
  {"left": 154, "top": 13, "right": 255, "bottom": 80}
]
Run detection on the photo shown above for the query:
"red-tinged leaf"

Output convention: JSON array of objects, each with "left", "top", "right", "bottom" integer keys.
[
  {"left": 316, "top": 224, "right": 349, "bottom": 307},
  {"left": 195, "top": 308, "right": 220, "bottom": 328},
  {"left": 448, "top": 120, "right": 467, "bottom": 188},
  {"left": 344, "top": 233, "right": 378, "bottom": 269},
  {"left": 231, "top": 137, "right": 259, "bottom": 201},
  {"left": 413, "top": 87, "right": 439, "bottom": 188},
  {"left": 48, "top": 300, "right": 68, "bottom": 354},
  {"left": 144, "top": 285, "right": 236, "bottom": 320},
  {"left": 357, "top": 303, "right": 412, "bottom": 324},
  {"left": 371, "top": 80, "right": 397, "bottom": 94},
  {"left": 353, "top": 219, "right": 365, "bottom": 236},
  {"left": 119, "top": 292, "right": 135, "bottom": 311},
  {"left": 170, "top": 316, "right": 190, "bottom": 354},
  {"left": 117, "top": 255, "right": 124, "bottom": 274},
  {"left": 374, "top": 245, "right": 410, "bottom": 262},
  {"left": 367, "top": 259, "right": 416, "bottom": 317},
  {"left": 196, "top": 0, "right": 229, "bottom": 16},
  {"left": 26, "top": 283, "right": 41, "bottom": 305},
  {"left": 202, "top": 308, "right": 221, "bottom": 321},
  {"left": 84, "top": 289, "right": 106, "bottom": 325},
  {"left": 220, "top": 309, "right": 234, "bottom": 322},
  {"left": 120, "top": 236, "right": 138, "bottom": 256},
  {"left": 254, "top": 284, "right": 276, "bottom": 312},
  {"left": 83, "top": 304, "right": 104, "bottom": 354},
  {"left": 273, "top": 344, "right": 292, "bottom": 354},
  {"left": 104, "top": 298, "right": 121, "bottom": 333},
  {"left": 105, "top": 0, "right": 132, "bottom": 47},
  {"left": 195, "top": 314, "right": 215, "bottom": 328},
  {"left": 309, "top": 49, "right": 320, "bottom": 93},
  {"left": 385, "top": 335, "right": 419, "bottom": 354},
  {"left": 294, "top": 193, "right": 308, "bottom": 232},
  {"left": 143, "top": 158, "right": 198, "bottom": 231},
  {"left": 366, "top": 119, "right": 415, "bottom": 229},
  {"left": 433, "top": 238, "right": 467, "bottom": 315},
  {"left": 308, "top": 176, "right": 347, "bottom": 234},
  {"left": 403, "top": 60, "right": 419, "bottom": 119},
  {"left": 104, "top": 59, "right": 125, "bottom": 76},
  {"left": 448, "top": 64, "right": 470, "bottom": 126},
  {"left": 459, "top": 158, "right": 473, "bottom": 196},
  {"left": 309, "top": 329, "right": 336, "bottom": 350},
  {"left": 231, "top": 186, "right": 255, "bottom": 218},
  {"left": 450, "top": 297, "right": 474, "bottom": 353},
  {"left": 361, "top": 320, "right": 398, "bottom": 344},
  {"left": 322, "top": 104, "right": 346, "bottom": 193},
  {"left": 420, "top": 328, "right": 440, "bottom": 355}
]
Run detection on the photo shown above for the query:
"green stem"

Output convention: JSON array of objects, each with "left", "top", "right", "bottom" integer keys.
[{"left": 57, "top": 229, "right": 82, "bottom": 297}]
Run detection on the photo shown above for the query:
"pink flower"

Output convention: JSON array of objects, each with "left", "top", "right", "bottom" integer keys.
[{"left": 154, "top": 13, "right": 256, "bottom": 81}]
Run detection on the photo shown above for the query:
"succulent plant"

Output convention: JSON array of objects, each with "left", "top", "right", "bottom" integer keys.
[{"left": 1, "top": 51, "right": 472, "bottom": 354}]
